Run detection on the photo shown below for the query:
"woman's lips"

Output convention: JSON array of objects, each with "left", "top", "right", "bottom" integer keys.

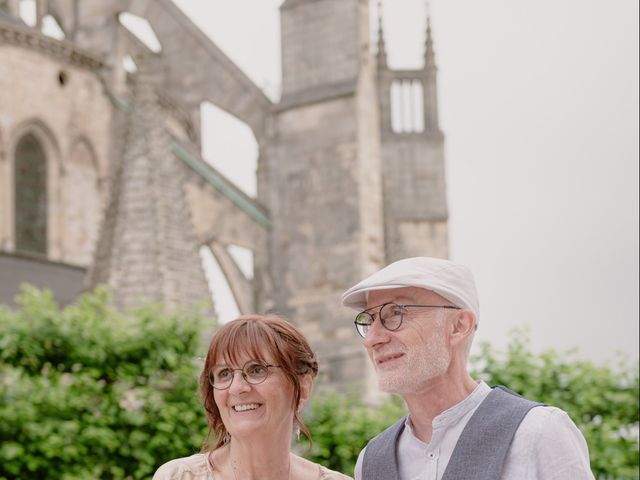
[{"left": 232, "top": 402, "right": 262, "bottom": 412}]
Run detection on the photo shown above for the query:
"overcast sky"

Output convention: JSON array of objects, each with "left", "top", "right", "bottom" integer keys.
[{"left": 172, "top": 0, "right": 639, "bottom": 365}]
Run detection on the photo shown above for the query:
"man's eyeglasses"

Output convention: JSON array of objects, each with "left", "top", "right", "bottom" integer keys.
[
  {"left": 208, "top": 360, "right": 281, "bottom": 390},
  {"left": 354, "top": 303, "right": 460, "bottom": 338}
]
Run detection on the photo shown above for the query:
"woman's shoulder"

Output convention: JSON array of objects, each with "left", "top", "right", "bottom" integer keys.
[
  {"left": 294, "top": 455, "right": 352, "bottom": 480},
  {"left": 152, "top": 453, "right": 212, "bottom": 480},
  {"left": 318, "top": 465, "right": 354, "bottom": 480}
]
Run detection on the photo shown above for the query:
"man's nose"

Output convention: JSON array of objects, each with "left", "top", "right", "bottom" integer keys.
[{"left": 363, "top": 316, "right": 391, "bottom": 349}]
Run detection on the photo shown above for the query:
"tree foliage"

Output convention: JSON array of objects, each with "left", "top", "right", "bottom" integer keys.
[
  {"left": 298, "top": 390, "right": 405, "bottom": 474},
  {"left": 470, "top": 332, "right": 639, "bottom": 479},
  {"left": 1, "top": 289, "right": 637, "bottom": 479},
  {"left": 0, "top": 286, "right": 209, "bottom": 480}
]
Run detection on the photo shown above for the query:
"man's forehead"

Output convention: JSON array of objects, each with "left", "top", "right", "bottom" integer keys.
[{"left": 366, "top": 286, "right": 447, "bottom": 306}]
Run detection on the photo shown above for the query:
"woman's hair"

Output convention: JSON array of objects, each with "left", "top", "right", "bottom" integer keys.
[{"left": 200, "top": 315, "right": 319, "bottom": 450}]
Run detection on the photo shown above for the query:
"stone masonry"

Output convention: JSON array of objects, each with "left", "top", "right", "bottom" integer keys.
[
  {"left": 0, "top": 0, "right": 451, "bottom": 397},
  {"left": 86, "top": 53, "right": 212, "bottom": 313},
  {"left": 268, "top": 0, "right": 386, "bottom": 394}
]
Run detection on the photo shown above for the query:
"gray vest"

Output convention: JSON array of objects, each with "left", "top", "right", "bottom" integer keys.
[{"left": 361, "top": 386, "right": 542, "bottom": 480}]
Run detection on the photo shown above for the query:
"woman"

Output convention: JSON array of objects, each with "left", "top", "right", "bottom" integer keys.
[{"left": 153, "top": 315, "right": 353, "bottom": 480}]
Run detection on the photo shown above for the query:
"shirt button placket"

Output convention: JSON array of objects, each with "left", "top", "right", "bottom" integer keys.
[{"left": 425, "top": 450, "right": 439, "bottom": 480}]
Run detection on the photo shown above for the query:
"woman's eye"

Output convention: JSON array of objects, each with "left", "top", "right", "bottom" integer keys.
[
  {"left": 217, "top": 369, "right": 232, "bottom": 379},
  {"left": 249, "top": 365, "right": 266, "bottom": 375}
]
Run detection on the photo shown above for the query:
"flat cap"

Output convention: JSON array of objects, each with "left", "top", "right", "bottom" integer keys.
[{"left": 341, "top": 257, "right": 480, "bottom": 321}]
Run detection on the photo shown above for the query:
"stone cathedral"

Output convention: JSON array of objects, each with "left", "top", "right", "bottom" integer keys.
[{"left": 0, "top": 0, "right": 449, "bottom": 396}]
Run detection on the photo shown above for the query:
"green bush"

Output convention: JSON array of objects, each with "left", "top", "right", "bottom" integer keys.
[
  {"left": 299, "top": 390, "right": 405, "bottom": 474},
  {"left": 470, "top": 331, "right": 639, "bottom": 479},
  {"left": 1, "top": 289, "right": 637, "bottom": 479},
  {"left": 0, "top": 286, "right": 209, "bottom": 480}
]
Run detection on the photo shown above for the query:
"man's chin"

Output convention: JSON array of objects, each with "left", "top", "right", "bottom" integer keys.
[
  {"left": 377, "top": 376, "right": 410, "bottom": 395},
  {"left": 378, "top": 374, "right": 433, "bottom": 395}
]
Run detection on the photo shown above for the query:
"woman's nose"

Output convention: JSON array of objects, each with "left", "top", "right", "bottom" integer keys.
[{"left": 228, "top": 371, "right": 251, "bottom": 394}]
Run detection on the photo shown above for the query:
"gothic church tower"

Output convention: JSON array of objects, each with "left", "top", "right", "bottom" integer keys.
[
  {"left": 377, "top": 8, "right": 449, "bottom": 262},
  {"left": 261, "top": 0, "right": 450, "bottom": 394},
  {"left": 263, "top": 0, "right": 386, "bottom": 392}
]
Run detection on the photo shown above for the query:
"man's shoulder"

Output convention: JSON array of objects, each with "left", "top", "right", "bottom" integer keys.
[
  {"left": 152, "top": 453, "right": 210, "bottom": 480},
  {"left": 508, "top": 406, "right": 594, "bottom": 477},
  {"left": 519, "top": 405, "right": 578, "bottom": 432},
  {"left": 517, "top": 404, "right": 589, "bottom": 441},
  {"left": 501, "top": 394, "right": 583, "bottom": 445}
]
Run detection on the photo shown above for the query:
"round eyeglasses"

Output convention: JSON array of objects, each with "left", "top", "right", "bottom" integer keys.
[
  {"left": 208, "top": 360, "right": 281, "bottom": 390},
  {"left": 354, "top": 303, "right": 461, "bottom": 338}
]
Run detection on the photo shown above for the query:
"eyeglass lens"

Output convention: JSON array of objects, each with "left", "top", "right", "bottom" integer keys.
[
  {"left": 355, "top": 303, "right": 405, "bottom": 337},
  {"left": 209, "top": 360, "right": 271, "bottom": 389}
]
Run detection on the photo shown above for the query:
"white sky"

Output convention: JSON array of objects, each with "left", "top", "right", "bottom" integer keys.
[{"left": 172, "top": 0, "right": 639, "bottom": 364}]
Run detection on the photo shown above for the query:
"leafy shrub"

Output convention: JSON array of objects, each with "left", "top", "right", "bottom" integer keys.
[
  {"left": 0, "top": 286, "right": 210, "bottom": 480},
  {"left": 1, "top": 289, "right": 636, "bottom": 479},
  {"left": 471, "top": 332, "right": 639, "bottom": 479},
  {"left": 299, "top": 390, "right": 405, "bottom": 475}
]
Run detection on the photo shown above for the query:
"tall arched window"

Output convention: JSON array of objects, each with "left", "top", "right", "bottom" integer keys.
[{"left": 15, "top": 134, "right": 47, "bottom": 255}]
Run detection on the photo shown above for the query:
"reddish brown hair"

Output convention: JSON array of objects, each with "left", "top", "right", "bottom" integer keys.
[{"left": 200, "top": 315, "right": 319, "bottom": 450}]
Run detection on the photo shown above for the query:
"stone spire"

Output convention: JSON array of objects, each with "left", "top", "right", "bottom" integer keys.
[
  {"left": 88, "top": 53, "right": 213, "bottom": 315},
  {"left": 376, "top": 0, "right": 387, "bottom": 69},
  {"left": 32, "top": 0, "right": 49, "bottom": 29},
  {"left": 424, "top": 3, "right": 436, "bottom": 70}
]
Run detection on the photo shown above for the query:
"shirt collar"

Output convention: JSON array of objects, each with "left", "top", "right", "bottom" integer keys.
[{"left": 405, "top": 380, "right": 491, "bottom": 434}]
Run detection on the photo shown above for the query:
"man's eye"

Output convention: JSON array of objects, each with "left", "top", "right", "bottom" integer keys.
[
  {"left": 392, "top": 304, "right": 410, "bottom": 314},
  {"left": 383, "top": 307, "right": 401, "bottom": 317}
]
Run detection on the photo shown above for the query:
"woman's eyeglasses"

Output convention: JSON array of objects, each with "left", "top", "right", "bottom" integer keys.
[{"left": 208, "top": 360, "right": 281, "bottom": 390}]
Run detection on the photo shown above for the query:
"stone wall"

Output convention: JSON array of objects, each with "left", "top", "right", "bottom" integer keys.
[
  {"left": 381, "top": 135, "right": 449, "bottom": 261},
  {"left": 280, "top": 0, "right": 363, "bottom": 98},
  {"left": 0, "top": 43, "right": 112, "bottom": 267},
  {"left": 267, "top": 0, "right": 386, "bottom": 394},
  {"left": 0, "top": 1, "right": 452, "bottom": 397}
]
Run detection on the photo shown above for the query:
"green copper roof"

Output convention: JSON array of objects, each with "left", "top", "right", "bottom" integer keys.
[{"left": 170, "top": 142, "right": 271, "bottom": 229}]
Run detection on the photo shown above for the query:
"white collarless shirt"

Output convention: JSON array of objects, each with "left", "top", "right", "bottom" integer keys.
[{"left": 355, "top": 381, "right": 594, "bottom": 480}]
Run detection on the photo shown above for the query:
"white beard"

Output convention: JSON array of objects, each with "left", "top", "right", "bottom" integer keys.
[{"left": 375, "top": 326, "right": 451, "bottom": 395}]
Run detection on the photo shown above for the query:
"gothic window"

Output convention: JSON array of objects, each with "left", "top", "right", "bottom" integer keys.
[
  {"left": 14, "top": 134, "right": 47, "bottom": 255},
  {"left": 390, "top": 79, "right": 425, "bottom": 134}
]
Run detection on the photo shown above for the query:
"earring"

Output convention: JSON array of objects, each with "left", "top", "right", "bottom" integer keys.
[
  {"left": 295, "top": 425, "right": 301, "bottom": 441},
  {"left": 223, "top": 432, "right": 231, "bottom": 444}
]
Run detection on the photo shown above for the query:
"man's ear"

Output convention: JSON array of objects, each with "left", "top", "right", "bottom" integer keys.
[{"left": 450, "top": 309, "right": 476, "bottom": 347}]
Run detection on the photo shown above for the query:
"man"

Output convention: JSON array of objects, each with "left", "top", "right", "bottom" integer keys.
[{"left": 342, "top": 257, "right": 594, "bottom": 480}]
